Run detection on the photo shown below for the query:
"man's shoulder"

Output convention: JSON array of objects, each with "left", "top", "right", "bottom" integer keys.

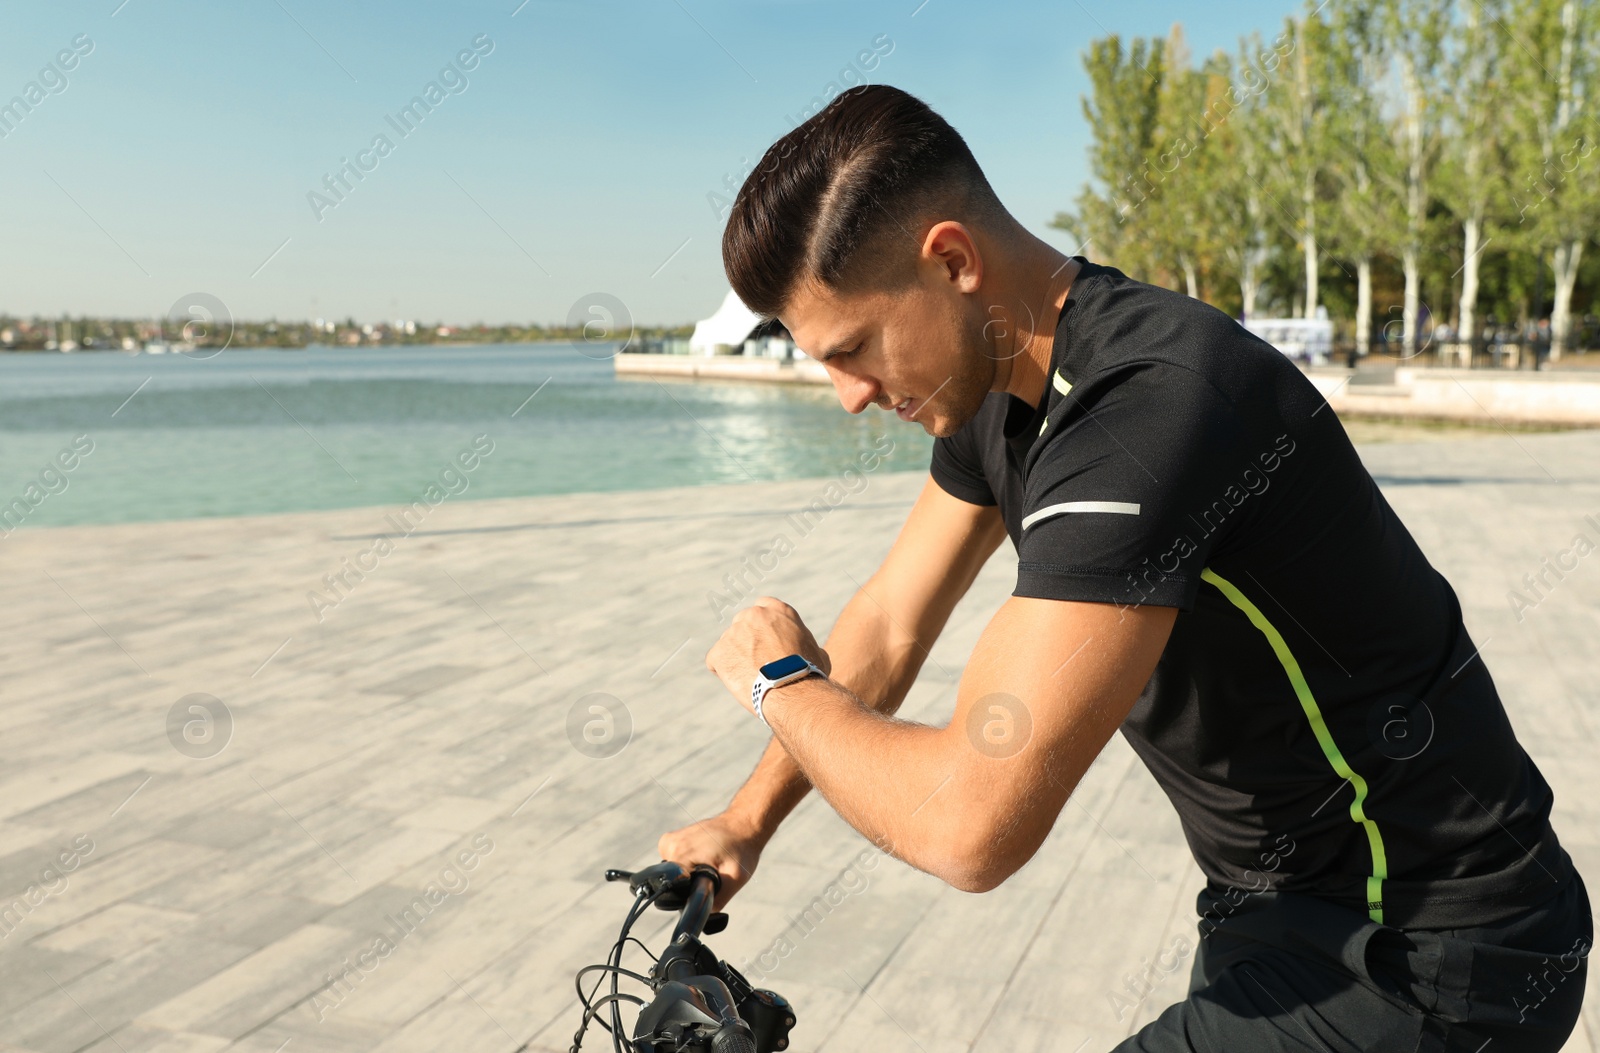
[
  {"left": 1058, "top": 266, "right": 1315, "bottom": 435},
  {"left": 1070, "top": 261, "right": 1287, "bottom": 382}
]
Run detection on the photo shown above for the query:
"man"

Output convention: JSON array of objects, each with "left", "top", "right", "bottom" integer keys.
[{"left": 660, "top": 85, "right": 1590, "bottom": 1051}]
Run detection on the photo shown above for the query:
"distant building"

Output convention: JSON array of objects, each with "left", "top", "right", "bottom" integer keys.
[{"left": 1242, "top": 316, "right": 1334, "bottom": 366}]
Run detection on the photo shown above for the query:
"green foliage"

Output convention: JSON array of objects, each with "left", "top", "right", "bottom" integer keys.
[
  {"left": 1057, "top": 0, "right": 1600, "bottom": 351},
  {"left": 1053, "top": 34, "right": 1167, "bottom": 277}
]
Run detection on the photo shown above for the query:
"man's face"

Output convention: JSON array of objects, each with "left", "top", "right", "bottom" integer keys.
[{"left": 779, "top": 256, "right": 995, "bottom": 439}]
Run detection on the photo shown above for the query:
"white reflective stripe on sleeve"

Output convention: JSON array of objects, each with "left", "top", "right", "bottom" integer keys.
[
  {"left": 1021, "top": 501, "right": 1141, "bottom": 530},
  {"left": 1052, "top": 370, "right": 1073, "bottom": 395}
]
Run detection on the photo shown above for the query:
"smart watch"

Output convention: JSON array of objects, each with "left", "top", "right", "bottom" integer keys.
[{"left": 750, "top": 654, "right": 824, "bottom": 727}]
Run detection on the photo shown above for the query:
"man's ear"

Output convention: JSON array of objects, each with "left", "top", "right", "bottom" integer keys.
[{"left": 922, "top": 221, "right": 982, "bottom": 293}]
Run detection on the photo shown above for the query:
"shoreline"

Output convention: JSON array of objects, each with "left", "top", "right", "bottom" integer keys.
[{"left": 615, "top": 353, "right": 1600, "bottom": 428}]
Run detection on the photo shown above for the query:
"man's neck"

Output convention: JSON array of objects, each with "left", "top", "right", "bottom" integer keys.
[{"left": 987, "top": 243, "right": 1081, "bottom": 411}]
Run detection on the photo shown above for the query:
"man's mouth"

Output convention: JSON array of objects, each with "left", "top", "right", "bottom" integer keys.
[{"left": 893, "top": 397, "right": 918, "bottom": 421}]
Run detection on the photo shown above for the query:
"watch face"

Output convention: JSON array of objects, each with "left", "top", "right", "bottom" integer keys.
[{"left": 759, "top": 654, "right": 810, "bottom": 680}]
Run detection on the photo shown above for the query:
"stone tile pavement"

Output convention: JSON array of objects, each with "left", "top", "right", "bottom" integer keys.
[{"left": 0, "top": 428, "right": 1596, "bottom": 1052}]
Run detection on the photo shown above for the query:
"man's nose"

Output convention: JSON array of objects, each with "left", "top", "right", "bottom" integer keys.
[{"left": 828, "top": 365, "right": 880, "bottom": 416}]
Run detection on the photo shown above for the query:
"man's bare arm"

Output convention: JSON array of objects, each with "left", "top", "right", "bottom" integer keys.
[
  {"left": 735, "top": 595, "right": 1177, "bottom": 892},
  {"left": 728, "top": 476, "right": 1006, "bottom": 832},
  {"left": 660, "top": 476, "right": 1005, "bottom": 904}
]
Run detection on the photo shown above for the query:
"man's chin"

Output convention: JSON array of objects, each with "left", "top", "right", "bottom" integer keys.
[
  {"left": 913, "top": 413, "right": 957, "bottom": 439},
  {"left": 886, "top": 381, "right": 984, "bottom": 438},
  {"left": 914, "top": 400, "right": 982, "bottom": 438}
]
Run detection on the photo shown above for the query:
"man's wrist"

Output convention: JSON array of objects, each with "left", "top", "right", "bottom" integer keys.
[
  {"left": 751, "top": 655, "right": 825, "bottom": 726},
  {"left": 759, "top": 674, "right": 842, "bottom": 738},
  {"left": 720, "top": 800, "right": 778, "bottom": 847}
]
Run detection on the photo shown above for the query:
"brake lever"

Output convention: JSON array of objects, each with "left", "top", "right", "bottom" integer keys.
[
  {"left": 626, "top": 860, "right": 688, "bottom": 898},
  {"left": 631, "top": 862, "right": 722, "bottom": 914}
]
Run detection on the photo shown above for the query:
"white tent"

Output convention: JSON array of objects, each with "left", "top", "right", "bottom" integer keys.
[{"left": 689, "top": 289, "right": 764, "bottom": 356}]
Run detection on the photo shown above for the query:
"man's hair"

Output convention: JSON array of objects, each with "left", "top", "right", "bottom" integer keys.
[{"left": 722, "top": 84, "right": 1006, "bottom": 317}]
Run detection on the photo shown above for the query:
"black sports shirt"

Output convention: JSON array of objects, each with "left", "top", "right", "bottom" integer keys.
[{"left": 931, "top": 258, "right": 1574, "bottom": 929}]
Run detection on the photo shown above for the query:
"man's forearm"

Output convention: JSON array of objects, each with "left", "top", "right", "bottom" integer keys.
[
  {"left": 756, "top": 674, "right": 983, "bottom": 887},
  {"left": 714, "top": 491, "right": 1006, "bottom": 844},
  {"left": 721, "top": 738, "right": 811, "bottom": 843},
  {"left": 723, "top": 579, "right": 931, "bottom": 838}
]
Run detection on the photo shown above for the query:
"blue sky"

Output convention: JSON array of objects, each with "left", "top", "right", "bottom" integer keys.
[{"left": 0, "top": 0, "right": 1302, "bottom": 326}]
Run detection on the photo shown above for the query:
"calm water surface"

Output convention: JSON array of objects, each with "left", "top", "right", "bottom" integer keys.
[{"left": 0, "top": 344, "right": 933, "bottom": 528}]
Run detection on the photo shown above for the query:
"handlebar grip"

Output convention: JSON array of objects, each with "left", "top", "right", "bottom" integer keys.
[
  {"left": 710, "top": 1025, "right": 757, "bottom": 1053},
  {"left": 670, "top": 869, "right": 720, "bottom": 944}
]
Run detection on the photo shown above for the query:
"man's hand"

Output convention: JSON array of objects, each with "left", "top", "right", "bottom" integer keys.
[
  {"left": 706, "top": 598, "right": 832, "bottom": 717},
  {"left": 658, "top": 810, "right": 769, "bottom": 913}
]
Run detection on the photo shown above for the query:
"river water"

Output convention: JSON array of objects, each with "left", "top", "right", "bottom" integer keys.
[{"left": 0, "top": 343, "right": 931, "bottom": 528}]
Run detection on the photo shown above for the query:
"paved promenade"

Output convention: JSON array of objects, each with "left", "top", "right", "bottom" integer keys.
[{"left": 1, "top": 427, "right": 1597, "bottom": 1052}]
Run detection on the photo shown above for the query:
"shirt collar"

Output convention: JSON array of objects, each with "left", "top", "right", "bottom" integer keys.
[
  {"left": 1054, "top": 256, "right": 1097, "bottom": 388},
  {"left": 1001, "top": 256, "right": 1095, "bottom": 458}
]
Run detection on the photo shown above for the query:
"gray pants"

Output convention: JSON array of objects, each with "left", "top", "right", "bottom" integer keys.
[{"left": 1117, "top": 874, "right": 1591, "bottom": 1052}]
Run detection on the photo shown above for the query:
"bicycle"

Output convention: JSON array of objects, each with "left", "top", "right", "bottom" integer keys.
[{"left": 568, "top": 860, "right": 798, "bottom": 1053}]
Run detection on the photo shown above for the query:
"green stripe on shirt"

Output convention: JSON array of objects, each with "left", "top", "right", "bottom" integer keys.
[{"left": 1200, "top": 566, "right": 1389, "bottom": 923}]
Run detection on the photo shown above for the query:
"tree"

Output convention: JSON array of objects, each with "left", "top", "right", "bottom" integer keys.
[
  {"left": 1506, "top": 0, "right": 1599, "bottom": 359},
  {"left": 1373, "top": 0, "right": 1452, "bottom": 358},
  {"left": 1324, "top": 0, "right": 1400, "bottom": 354},
  {"left": 1203, "top": 41, "right": 1277, "bottom": 319},
  {"left": 1147, "top": 26, "right": 1216, "bottom": 298},
  {"left": 1261, "top": 12, "right": 1337, "bottom": 319},
  {"left": 1052, "top": 35, "right": 1168, "bottom": 280},
  {"left": 1438, "top": 0, "right": 1512, "bottom": 354}
]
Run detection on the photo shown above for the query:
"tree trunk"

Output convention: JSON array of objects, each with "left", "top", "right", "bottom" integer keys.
[
  {"left": 1356, "top": 257, "right": 1373, "bottom": 356},
  {"left": 1400, "top": 56, "right": 1426, "bottom": 358},
  {"left": 1545, "top": 1, "right": 1580, "bottom": 362},
  {"left": 1302, "top": 171, "right": 1319, "bottom": 319},
  {"left": 1181, "top": 257, "right": 1199, "bottom": 299},
  {"left": 1551, "top": 240, "right": 1583, "bottom": 359},
  {"left": 1240, "top": 188, "right": 1265, "bottom": 322},
  {"left": 1459, "top": 214, "right": 1482, "bottom": 358},
  {"left": 1403, "top": 246, "right": 1422, "bottom": 358}
]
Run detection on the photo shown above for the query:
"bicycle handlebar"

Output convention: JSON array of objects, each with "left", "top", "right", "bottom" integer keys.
[
  {"left": 670, "top": 868, "right": 718, "bottom": 946},
  {"left": 568, "top": 861, "right": 796, "bottom": 1053}
]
